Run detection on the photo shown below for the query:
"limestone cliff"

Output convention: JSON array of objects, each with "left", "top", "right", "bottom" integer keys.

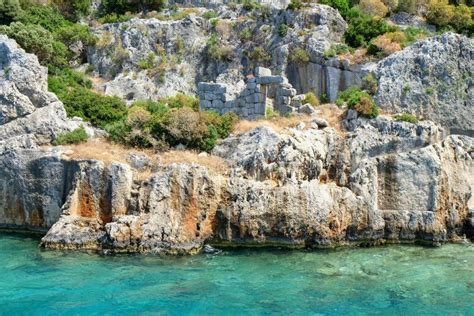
[
  {"left": 87, "top": 4, "right": 354, "bottom": 102},
  {"left": 87, "top": 7, "right": 472, "bottom": 133},
  {"left": 0, "top": 35, "right": 473, "bottom": 254},
  {"left": 373, "top": 33, "right": 473, "bottom": 133}
]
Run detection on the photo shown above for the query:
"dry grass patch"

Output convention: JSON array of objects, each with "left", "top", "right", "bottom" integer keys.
[
  {"left": 59, "top": 140, "right": 228, "bottom": 178},
  {"left": 61, "top": 139, "right": 155, "bottom": 165},
  {"left": 158, "top": 150, "right": 229, "bottom": 175},
  {"left": 340, "top": 48, "right": 368, "bottom": 64},
  {"left": 234, "top": 114, "right": 314, "bottom": 134},
  {"left": 317, "top": 104, "right": 346, "bottom": 135}
]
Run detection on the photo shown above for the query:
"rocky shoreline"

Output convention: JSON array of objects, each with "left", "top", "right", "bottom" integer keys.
[{"left": 0, "top": 17, "right": 473, "bottom": 255}]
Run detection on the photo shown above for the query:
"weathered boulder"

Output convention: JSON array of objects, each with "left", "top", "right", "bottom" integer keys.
[
  {"left": 373, "top": 33, "right": 473, "bottom": 132},
  {"left": 0, "top": 36, "right": 81, "bottom": 153},
  {"left": 213, "top": 125, "right": 336, "bottom": 183},
  {"left": 388, "top": 12, "right": 436, "bottom": 32}
]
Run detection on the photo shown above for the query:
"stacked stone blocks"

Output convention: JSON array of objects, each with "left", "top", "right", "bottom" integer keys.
[{"left": 199, "top": 67, "right": 304, "bottom": 120}]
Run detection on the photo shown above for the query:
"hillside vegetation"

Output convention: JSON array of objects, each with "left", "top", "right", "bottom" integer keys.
[{"left": 0, "top": 0, "right": 471, "bottom": 151}]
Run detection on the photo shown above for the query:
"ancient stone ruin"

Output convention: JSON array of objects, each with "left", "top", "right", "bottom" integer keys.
[{"left": 199, "top": 67, "right": 311, "bottom": 119}]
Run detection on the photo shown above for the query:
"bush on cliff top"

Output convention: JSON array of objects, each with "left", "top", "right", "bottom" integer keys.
[
  {"left": 303, "top": 92, "right": 320, "bottom": 107},
  {"left": 426, "top": 0, "right": 473, "bottom": 35},
  {"left": 104, "top": 96, "right": 239, "bottom": 152},
  {"left": 53, "top": 127, "right": 89, "bottom": 145},
  {"left": 0, "top": 5, "right": 95, "bottom": 69},
  {"left": 49, "top": 0, "right": 92, "bottom": 21},
  {"left": 336, "top": 87, "right": 379, "bottom": 118},
  {"left": 320, "top": 0, "right": 351, "bottom": 18},
  {"left": 60, "top": 88, "right": 128, "bottom": 128},
  {"left": 394, "top": 113, "right": 418, "bottom": 124},
  {"left": 98, "top": 0, "right": 167, "bottom": 17},
  {"left": 0, "top": 0, "right": 22, "bottom": 24},
  {"left": 344, "top": 8, "right": 395, "bottom": 48}
]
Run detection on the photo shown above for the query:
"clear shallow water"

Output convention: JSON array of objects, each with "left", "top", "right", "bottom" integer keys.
[{"left": 1, "top": 233, "right": 473, "bottom": 315}]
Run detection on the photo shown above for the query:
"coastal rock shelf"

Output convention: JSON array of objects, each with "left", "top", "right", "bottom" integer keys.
[{"left": 0, "top": 31, "right": 473, "bottom": 254}]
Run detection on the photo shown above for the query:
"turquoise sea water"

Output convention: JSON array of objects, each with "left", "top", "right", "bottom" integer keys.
[{"left": 0, "top": 233, "right": 473, "bottom": 315}]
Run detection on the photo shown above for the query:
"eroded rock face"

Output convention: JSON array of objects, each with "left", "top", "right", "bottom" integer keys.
[
  {"left": 33, "top": 117, "right": 474, "bottom": 253},
  {"left": 87, "top": 4, "right": 351, "bottom": 102},
  {"left": 0, "top": 36, "right": 87, "bottom": 229},
  {"left": 0, "top": 36, "right": 81, "bottom": 153},
  {"left": 88, "top": 15, "right": 209, "bottom": 100},
  {"left": 1, "top": 35, "right": 473, "bottom": 254},
  {"left": 373, "top": 33, "right": 474, "bottom": 133}
]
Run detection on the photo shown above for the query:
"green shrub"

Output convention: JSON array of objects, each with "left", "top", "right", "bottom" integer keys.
[
  {"left": 199, "top": 125, "right": 219, "bottom": 152},
  {"left": 336, "top": 86, "right": 358, "bottom": 106},
  {"left": 132, "top": 99, "right": 169, "bottom": 118},
  {"left": 0, "top": 0, "right": 22, "bottom": 24},
  {"left": 0, "top": 22, "right": 68, "bottom": 67},
  {"left": 240, "top": 27, "right": 252, "bottom": 42},
  {"left": 319, "top": 93, "right": 329, "bottom": 103},
  {"left": 358, "top": 0, "right": 388, "bottom": 18},
  {"left": 319, "top": 0, "right": 351, "bottom": 18},
  {"left": 303, "top": 92, "right": 319, "bottom": 107},
  {"left": 403, "top": 26, "right": 428, "bottom": 45},
  {"left": 98, "top": 12, "right": 134, "bottom": 23},
  {"left": 159, "top": 93, "right": 199, "bottom": 110},
  {"left": 266, "top": 107, "right": 280, "bottom": 119},
  {"left": 105, "top": 120, "right": 130, "bottom": 144},
  {"left": 146, "top": 105, "right": 237, "bottom": 151},
  {"left": 362, "top": 74, "right": 378, "bottom": 94},
  {"left": 323, "top": 43, "right": 353, "bottom": 58},
  {"left": 201, "top": 111, "right": 239, "bottom": 139},
  {"left": 287, "top": 0, "right": 302, "bottom": 10},
  {"left": 247, "top": 46, "right": 271, "bottom": 63},
  {"left": 242, "top": 0, "right": 261, "bottom": 11},
  {"left": 397, "top": 0, "right": 417, "bottom": 14},
  {"left": 53, "top": 127, "right": 88, "bottom": 145},
  {"left": 289, "top": 46, "right": 310, "bottom": 64},
  {"left": 403, "top": 84, "right": 410, "bottom": 94},
  {"left": 138, "top": 52, "right": 157, "bottom": 69},
  {"left": 352, "top": 95, "right": 379, "bottom": 118},
  {"left": 202, "top": 10, "right": 217, "bottom": 19},
  {"left": 48, "top": 67, "right": 93, "bottom": 96},
  {"left": 426, "top": 0, "right": 453, "bottom": 27},
  {"left": 157, "top": 107, "right": 212, "bottom": 151},
  {"left": 451, "top": 4, "right": 472, "bottom": 33},
  {"left": 206, "top": 33, "right": 235, "bottom": 62},
  {"left": 17, "top": 5, "right": 70, "bottom": 32},
  {"left": 336, "top": 87, "right": 379, "bottom": 118},
  {"left": 278, "top": 23, "right": 289, "bottom": 37},
  {"left": 54, "top": 23, "right": 97, "bottom": 47},
  {"left": 5, "top": 6, "right": 95, "bottom": 67},
  {"left": 323, "top": 47, "right": 336, "bottom": 58},
  {"left": 60, "top": 88, "right": 128, "bottom": 128},
  {"left": 50, "top": 0, "right": 92, "bottom": 21},
  {"left": 127, "top": 106, "right": 152, "bottom": 128},
  {"left": 99, "top": 0, "right": 166, "bottom": 17},
  {"left": 394, "top": 112, "right": 418, "bottom": 124},
  {"left": 344, "top": 8, "right": 395, "bottom": 48},
  {"left": 426, "top": 0, "right": 472, "bottom": 34}
]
